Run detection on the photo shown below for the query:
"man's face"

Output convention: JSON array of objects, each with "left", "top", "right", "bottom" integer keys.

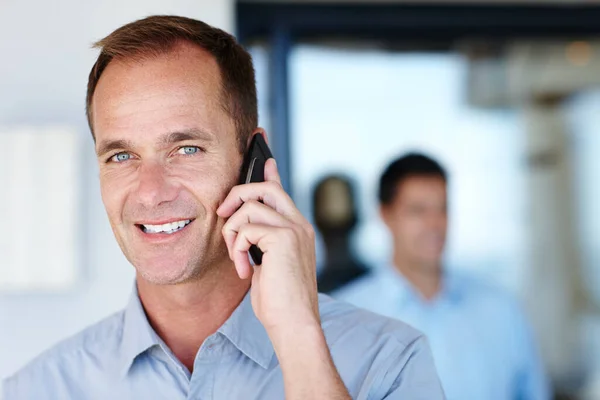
[
  {"left": 381, "top": 176, "right": 447, "bottom": 270},
  {"left": 91, "top": 43, "right": 242, "bottom": 285}
]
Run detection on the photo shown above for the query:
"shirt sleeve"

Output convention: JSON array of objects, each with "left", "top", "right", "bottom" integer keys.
[{"left": 376, "top": 335, "right": 446, "bottom": 400}]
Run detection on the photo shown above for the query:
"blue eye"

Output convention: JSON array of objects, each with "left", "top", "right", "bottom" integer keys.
[
  {"left": 178, "top": 146, "right": 200, "bottom": 155},
  {"left": 110, "top": 152, "right": 131, "bottom": 163}
]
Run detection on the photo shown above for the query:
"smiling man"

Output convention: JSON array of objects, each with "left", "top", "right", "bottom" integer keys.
[{"left": 2, "top": 16, "right": 444, "bottom": 400}]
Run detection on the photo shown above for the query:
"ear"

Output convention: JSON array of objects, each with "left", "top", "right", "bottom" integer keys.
[{"left": 247, "top": 127, "right": 269, "bottom": 147}]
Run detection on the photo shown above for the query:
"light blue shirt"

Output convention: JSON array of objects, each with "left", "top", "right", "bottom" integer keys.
[
  {"left": 334, "top": 266, "right": 551, "bottom": 400},
  {"left": 3, "top": 286, "right": 444, "bottom": 400}
]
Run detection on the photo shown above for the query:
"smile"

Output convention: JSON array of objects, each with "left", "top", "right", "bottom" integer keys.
[{"left": 138, "top": 219, "right": 193, "bottom": 234}]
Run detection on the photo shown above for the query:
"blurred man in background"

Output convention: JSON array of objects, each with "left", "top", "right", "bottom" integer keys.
[{"left": 334, "top": 152, "right": 551, "bottom": 400}]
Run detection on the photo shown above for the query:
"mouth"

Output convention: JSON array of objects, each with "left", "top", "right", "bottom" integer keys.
[{"left": 136, "top": 219, "right": 194, "bottom": 235}]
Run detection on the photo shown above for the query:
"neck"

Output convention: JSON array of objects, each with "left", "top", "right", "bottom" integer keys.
[
  {"left": 392, "top": 251, "right": 442, "bottom": 301},
  {"left": 322, "top": 233, "right": 354, "bottom": 271},
  {"left": 136, "top": 260, "right": 251, "bottom": 373}
]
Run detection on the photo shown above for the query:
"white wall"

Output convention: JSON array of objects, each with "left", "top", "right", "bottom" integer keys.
[{"left": 0, "top": 0, "right": 234, "bottom": 379}]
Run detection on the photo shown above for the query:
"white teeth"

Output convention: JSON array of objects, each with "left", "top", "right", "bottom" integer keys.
[{"left": 142, "top": 219, "right": 191, "bottom": 234}]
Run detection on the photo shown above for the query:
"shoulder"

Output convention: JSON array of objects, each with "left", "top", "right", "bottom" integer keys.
[
  {"left": 317, "top": 294, "right": 444, "bottom": 398},
  {"left": 3, "top": 310, "right": 125, "bottom": 394},
  {"left": 318, "top": 293, "right": 423, "bottom": 346},
  {"left": 450, "top": 271, "right": 535, "bottom": 345},
  {"left": 452, "top": 271, "right": 524, "bottom": 315},
  {"left": 318, "top": 293, "right": 431, "bottom": 365}
]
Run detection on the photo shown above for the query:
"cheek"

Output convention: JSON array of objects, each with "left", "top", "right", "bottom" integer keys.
[
  {"left": 100, "top": 186, "right": 120, "bottom": 220},
  {"left": 397, "top": 215, "right": 425, "bottom": 238},
  {"left": 191, "top": 180, "right": 228, "bottom": 211},
  {"left": 173, "top": 161, "right": 239, "bottom": 209},
  {"left": 439, "top": 216, "right": 448, "bottom": 230},
  {"left": 99, "top": 172, "right": 131, "bottom": 221}
]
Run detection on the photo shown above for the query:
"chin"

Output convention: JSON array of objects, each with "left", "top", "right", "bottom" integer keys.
[
  {"left": 133, "top": 255, "right": 202, "bottom": 285},
  {"left": 137, "top": 269, "right": 191, "bottom": 285},
  {"left": 420, "top": 254, "right": 443, "bottom": 269}
]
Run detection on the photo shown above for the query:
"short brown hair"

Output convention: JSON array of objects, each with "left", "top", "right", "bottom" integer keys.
[
  {"left": 379, "top": 153, "right": 447, "bottom": 205},
  {"left": 86, "top": 15, "right": 257, "bottom": 153}
]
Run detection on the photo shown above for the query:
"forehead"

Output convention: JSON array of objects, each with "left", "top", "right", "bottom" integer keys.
[
  {"left": 91, "top": 42, "right": 231, "bottom": 144},
  {"left": 395, "top": 176, "right": 447, "bottom": 203}
]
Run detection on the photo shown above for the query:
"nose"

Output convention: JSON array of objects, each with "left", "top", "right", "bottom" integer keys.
[{"left": 133, "top": 161, "right": 178, "bottom": 209}]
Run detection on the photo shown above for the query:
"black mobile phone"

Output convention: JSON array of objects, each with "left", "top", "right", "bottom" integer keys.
[{"left": 238, "top": 133, "right": 274, "bottom": 265}]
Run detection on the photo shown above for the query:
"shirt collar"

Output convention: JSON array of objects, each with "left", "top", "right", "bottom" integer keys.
[
  {"left": 118, "top": 285, "right": 274, "bottom": 376},
  {"left": 382, "top": 263, "right": 463, "bottom": 305},
  {"left": 119, "top": 285, "right": 160, "bottom": 377},
  {"left": 218, "top": 289, "right": 274, "bottom": 369}
]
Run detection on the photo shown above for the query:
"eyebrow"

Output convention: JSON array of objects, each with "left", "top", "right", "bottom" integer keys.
[
  {"left": 96, "top": 139, "right": 133, "bottom": 158},
  {"left": 96, "top": 128, "right": 216, "bottom": 157},
  {"left": 159, "top": 129, "right": 216, "bottom": 146}
]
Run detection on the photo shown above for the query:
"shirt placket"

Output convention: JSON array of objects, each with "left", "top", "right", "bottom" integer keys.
[{"left": 187, "top": 333, "right": 223, "bottom": 400}]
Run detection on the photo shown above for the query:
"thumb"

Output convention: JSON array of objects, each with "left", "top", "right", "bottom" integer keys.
[{"left": 264, "top": 158, "right": 281, "bottom": 184}]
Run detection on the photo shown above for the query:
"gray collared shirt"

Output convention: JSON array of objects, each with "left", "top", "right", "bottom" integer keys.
[{"left": 3, "top": 287, "right": 444, "bottom": 399}]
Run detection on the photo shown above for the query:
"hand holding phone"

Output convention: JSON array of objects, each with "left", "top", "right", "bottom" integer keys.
[{"left": 218, "top": 134, "right": 320, "bottom": 340}]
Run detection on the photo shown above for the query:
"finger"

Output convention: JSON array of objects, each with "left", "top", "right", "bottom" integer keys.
[
  {"left": 232, "top": 242, "right": 252, "bottom": 280},
  {"left": 216, "top": 180, "right": 299, "bottom": 220},
  {"left": 232, "top": 223, "right": 276, "bottom": 278},
  {"left": 221, "top": 200, "right": 291, "bottom": 259},
  {"left": 264, "top": 158, "right": 280, "bottom": 184}
]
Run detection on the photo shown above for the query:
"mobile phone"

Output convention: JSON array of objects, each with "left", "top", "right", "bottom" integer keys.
[{"left": 238, "top": 133, "right": 274, "bottom": 265}]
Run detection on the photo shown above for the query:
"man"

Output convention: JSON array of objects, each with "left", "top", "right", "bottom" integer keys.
[
  {"left": 2, "top": 16, "right": 444, "bottom": 399},
  {"left": 334, "top": 153, "right": 551, "bottom": 400}
]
